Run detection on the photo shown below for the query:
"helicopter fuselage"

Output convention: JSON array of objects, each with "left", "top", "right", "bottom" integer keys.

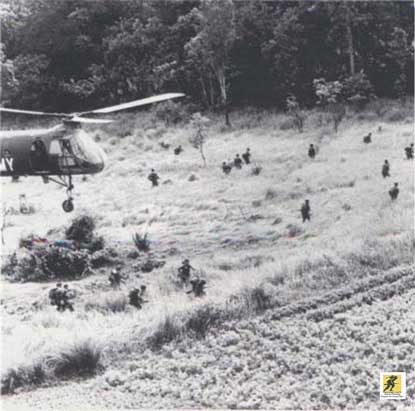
[{"left": 0, "top": 124, "right": 106, "bottom": 177}]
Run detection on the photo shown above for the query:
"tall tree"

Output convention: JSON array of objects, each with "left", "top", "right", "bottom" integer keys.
[{"left": 185, "top": 0, "right": 236, "bottom": 125}]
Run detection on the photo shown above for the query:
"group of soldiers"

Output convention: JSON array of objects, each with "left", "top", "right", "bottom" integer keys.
[
  {"left": 302, "top": 134, "right": 413, "bottom": 222},
  {"left": 178, "top": 259, "right": 206, "bottom": 297},
  {"left": 48, "top": 283, "right": 75, "bottom": 312},
  {"left": 109, "top": 266, "right": 148, "bottom": 309},
  {"left": 222, "top": 148, "right": 251, "bottom": 175}
]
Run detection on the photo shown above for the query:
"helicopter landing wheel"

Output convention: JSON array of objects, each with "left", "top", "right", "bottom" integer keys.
[{"left": 62, "top": 198, "right": 74, "bottom": 212}]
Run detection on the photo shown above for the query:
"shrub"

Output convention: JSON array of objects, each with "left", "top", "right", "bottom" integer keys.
[
  {"left": 279, "top": 118, "right": 295, "bottom": 130},
  {"left": 152, "top": 100, "right": 189, "bottom": 126},
  {"left": 90, "top": 248, "right": 119, "bottom": 268},
  {"left": 2, "top": 246, "right": 90, "bottom": 282},
  {"left": 342, "top": 71, "right": 374, "bottom": 110},
  {"left": 1, "top": 362, "right": 46, "bottom": 394},
  {"left": 147, "top": 316, "right": 182, "bottom": 350},
  {"left": 247, "top": 286, "right": 272, "bottom": 313},
  {"left": 49, "top": 339, "right": 102, "bottom": 378},
  {"left": 185, "top": 305, "right": 223, "bottom": 338},
  {"left": 133, "top": 233, "right": 150, "bottom": 252},
  {"left": 65, "top": 215, "right": 96, "bottom": 243}
]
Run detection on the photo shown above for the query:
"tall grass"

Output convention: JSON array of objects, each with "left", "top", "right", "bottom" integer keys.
[{"left": 2, "top": 101, "right": 413, "bottom": 393}]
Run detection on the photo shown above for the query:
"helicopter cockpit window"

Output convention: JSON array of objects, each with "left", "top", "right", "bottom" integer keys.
[
  {"left": 49, "top": 140, "right": 62, "bottom": 155},
  {"left": 70, "top": 130, "right": 103, "bottom": 165}
]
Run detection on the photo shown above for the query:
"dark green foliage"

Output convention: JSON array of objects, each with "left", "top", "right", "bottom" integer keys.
[
  {"left": 90, "top": 248, "right": 119, "bottom": 268},
  {"left": 2, "top": 246, "right": 90, "bottom": 282},
  {"left": 65, "top": 215, "right": 96, "bottom": 243},
  {"left": 152, "top": 101, "right": 189, "bottom": 125},
  {"left": 1, "top": 363, "right": 46, "bottom": 395},
  {"left": 1, "top": 1, "right": 412, "bottom": 112},
  {"left": 49, "top": 340, "right": 102, "bottom": 378}
]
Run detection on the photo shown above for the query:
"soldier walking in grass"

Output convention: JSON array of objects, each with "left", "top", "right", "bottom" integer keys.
[
  {"left": 178, "top": 259, "right": 195, "bottom": 285},
  {"left": 187, "top": 279, "right": 206, "bottom": 297},
  {"left": 389, "top": 182, "right": 399, "bottom": 201},
  {"left": 363, "top": 132, "right": 372, "bottom": 144},
  {"left": 148, "top": 169, "right": 160, "bottom": 187},
  {"left": 405, "top": 143, "right": 414, "bottom": 160},
  {"left": 174, "top": 145, "right": 183, "bottom": 155},
  {"left": 234, "top": 154, "right": 243, "bottom": 169},
  {"left": 222, "top": 161, "right": 232, "bottom": 175},
  {"left": 242, "top": 148, "right": 251, "bottom": 164},
  {"left": 301, "top": 199, "right": 311, "bottom": 222},
  {"left": 308, "top": 144, "right": 316, "bottom": 159},
  {"left": 382, "top": 160, "right": 390, "bottom": 178},
  {"left": 109, "top": 266, "right": 124, "bottom": 288}
]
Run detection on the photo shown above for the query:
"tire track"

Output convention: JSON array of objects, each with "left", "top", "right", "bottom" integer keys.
[{"left": 269, "top": 264, "right": 415, "bottom": 322}]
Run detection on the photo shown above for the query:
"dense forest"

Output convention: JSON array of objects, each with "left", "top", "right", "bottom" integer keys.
[{"left": 1, "top": 0, "right": 413, "bottom": 113}]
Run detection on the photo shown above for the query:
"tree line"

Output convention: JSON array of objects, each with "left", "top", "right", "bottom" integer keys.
[{"left": 1, "top": 0, "right": 413, "bottom": 114}]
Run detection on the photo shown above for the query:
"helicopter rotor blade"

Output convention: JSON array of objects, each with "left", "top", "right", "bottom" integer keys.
[
  {"left": 0, "top": 107, "right": 68, "bottom": 118},
  {"left": 65, "top": 117, "right": 114, "bottom": 124},
  {"left": 78, "top": 93, "right": 185, "bottom": 115}
]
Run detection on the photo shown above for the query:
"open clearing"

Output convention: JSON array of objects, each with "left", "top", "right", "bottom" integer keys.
[{"left": 1, "top": 105, "right": 414, "bottom": 409}]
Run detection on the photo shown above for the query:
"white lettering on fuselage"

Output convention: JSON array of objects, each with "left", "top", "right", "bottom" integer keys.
[{"left": 0, "top": 157, "right": 14, "bottom": 172}]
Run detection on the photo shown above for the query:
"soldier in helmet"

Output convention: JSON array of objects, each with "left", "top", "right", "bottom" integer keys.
[
  {"left": 404, "top": 143, "right": 414, "bottom": 160},
  {"left": 382, "top": 160, "right": 390, "bottom": 178},
  {"left": 301, "top": 199, "right": 311, "bottom": 223},
  {"left": 61, "top": 284, "right": 75, "bottom": 312},
  {"left": 363, "top": 133, "right": 372, "bottom": 144},
  {"left": 148, "top": 169, "right": 160, "bottom": 187},
  {"left": 129, "top": 287, "right": 147, "bottom": 309},
  {"left": 109, "top": 265, "right": 124, "bottom": 288},
  {"left": 187, "top": 279, "right": 206, "bottom": 297},
  {"left": 389, "top": 182, "right": 399, "bottom": 201},
  {"left": 174, "top": 145, "right": 183, "bottom": 155},
  {"left": 242, "top": 148, "right": 251, "bottom": 164},
  {"left": 49, "top": 283, "right": 62, "bottom": 310},
  {"left": 308, "top": 144, "right": 316, "bottom": 159},
  {"left": 234, "top": 154, "right": 243, "bottom": 169},
  {"left": 178, "top": 259, "right": 195, "bottom": 285},
  {"left": 222, "top": 161, "right": 232, "bottom": 175}
]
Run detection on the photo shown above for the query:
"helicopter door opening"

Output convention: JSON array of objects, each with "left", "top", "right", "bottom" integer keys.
[{"left": 29, "top": 138, "right": 48, "bottom": 171}]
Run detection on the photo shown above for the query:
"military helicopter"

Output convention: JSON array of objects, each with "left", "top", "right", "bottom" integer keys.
[{"left": 0, "top": 93, "right": 184, "bottom": 212}]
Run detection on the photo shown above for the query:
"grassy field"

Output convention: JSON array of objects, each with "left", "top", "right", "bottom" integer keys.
[{"left": 1, "top": 99, "right": 414, "bottom": 408}]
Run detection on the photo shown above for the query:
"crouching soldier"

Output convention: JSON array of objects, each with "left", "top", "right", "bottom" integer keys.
[
  {"left": 222, "top": 162, "right": 232, "bottom": 175},
  {"left": 234, "top": 154, "right": 243, "bottom": 169},
  {"left": 301, "top": 199, "right": 311, "bottom": 223},
  {"left": 49, "top": 283, "right": 63, "bottom": 310},
  {"left": 129, "top": 286, "right": 147, "bottom": 309},
  {"left": 61, "top": 284, "right": 75, "bottom": 312},
  {"left": 148, "top": 169, "right": 160, "bottom": 187},
  {"left": 187, "top": 279, "right": 206, "bottom": 297},
  {"left": 178, "top": 259, "right": 195, "bottom": 285},
  {"left": 174, "top": 145, "right": 183, "bottom": 155},
  {"left": 389, "top": 182, "right": 399, "bottom": 201},
  {"left": 363, "top": 133, "right": 372, "bottom": 144}
]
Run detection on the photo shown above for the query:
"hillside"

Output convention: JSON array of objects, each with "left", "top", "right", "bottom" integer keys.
[{"left": 1, "top": 102, "right": 414, "bottom": 409}]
